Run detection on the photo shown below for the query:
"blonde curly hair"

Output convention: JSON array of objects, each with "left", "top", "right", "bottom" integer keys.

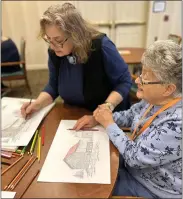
[{"left": 39, "top": 3, "right": 102, "bottom": 63}]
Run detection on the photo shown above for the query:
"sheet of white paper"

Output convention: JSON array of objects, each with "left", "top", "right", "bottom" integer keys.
[
  {"left": 38, "top": 120, "right": 111, "bottom": 184},
  {"left": 2, "top": 97, "right": 55, "bottom": 147},
  {"left": 1, "top": 191, "right": 16, "bottom": 198}
]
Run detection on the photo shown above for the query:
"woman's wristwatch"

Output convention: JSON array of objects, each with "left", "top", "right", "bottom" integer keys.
[{"left": 104, "top": 102, "right": 115, "bottom": 111}]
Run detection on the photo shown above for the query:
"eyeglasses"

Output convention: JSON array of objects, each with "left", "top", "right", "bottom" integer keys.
[
  {"left": 138, "top": 74, "right": 164, "bottom": 86},
  {"left": 43, "top": 36, "right": 69, "bottom": 48}
]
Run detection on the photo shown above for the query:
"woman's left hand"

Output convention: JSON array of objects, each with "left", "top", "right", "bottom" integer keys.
[{"left": 93, "top": 106, "right": 115, "bottom": 128}]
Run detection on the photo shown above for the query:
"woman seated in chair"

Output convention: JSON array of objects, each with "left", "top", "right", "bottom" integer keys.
[
  {"left": 1, "top": 35, "right": 21, "bottom": 89},
  {"left": 74, "top": 40, "right": 182, "bottom": 198}
]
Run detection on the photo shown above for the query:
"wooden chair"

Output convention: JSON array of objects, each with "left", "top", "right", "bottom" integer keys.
[
  {"left": 168, "top": 34, "right": 182, "bottom": 45},
  {"left": 1, "top": 38, "right": 31, "bottom": 95}
]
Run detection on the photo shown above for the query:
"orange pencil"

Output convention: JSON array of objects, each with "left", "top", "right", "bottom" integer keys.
[
  {"left": 19, "top": 170, "right": 40, "bottom": 198},
  {"left": 1, "top": 156, "right": 23, "bottom": 175},
  {"left": 4, "top": 159, "right": 29, "bottom": 190}
]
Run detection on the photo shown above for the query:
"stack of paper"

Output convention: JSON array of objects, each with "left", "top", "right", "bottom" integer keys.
[
  {"left": 1, "top": 191, "right": 16, "bottom": 198},
  {"left": 1, "top": 97, "right": 55, "bottom": 149}
]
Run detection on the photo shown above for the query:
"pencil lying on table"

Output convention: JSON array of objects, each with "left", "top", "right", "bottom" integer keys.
[
  {"left": 37, "top": 136, "right": 41, "bottom": 163},
  {"left": 1, "top": 161, "right": 11, "bottom": 166},
  {"left": 8, "top": 156, "right": 37, "bottom": 190},
  {"left": 1, "top": 156, "right": 24, "bottom": 175},
  {"left": 21, "top": 146, "right": 27, "bottom": 156},
  {"left": 4, "top": 159, "right": 29, "bottom": 190},
  {"left": 25, "top": 98, "right": 32, "bottom": 120},
  {"left": 29, "top": 130, "right": 39, "bottom": 155},
  {"left": 19, "top": 170, "right": 40, "bottom": 198},
  {"left": 67, "top": 128, "right": 99, "bottom": 131},
  {"left": 41, "top": 125, "right": 45, "bottom": 146}
]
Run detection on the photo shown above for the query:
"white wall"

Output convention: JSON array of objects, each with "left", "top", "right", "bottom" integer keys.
[
  {"left": 2, "top": 1, "right": 181, "bottom": 70},
  {"left": 146, "top": 1, "right": 181, "bottom": 47}
]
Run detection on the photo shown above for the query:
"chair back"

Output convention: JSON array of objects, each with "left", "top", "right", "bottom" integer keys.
[
  {"left": 168, "top": 34, "right": 182, "bottom": 45},
  {"left": 20, "top": 37, "right": 26, "bottom": 61}
]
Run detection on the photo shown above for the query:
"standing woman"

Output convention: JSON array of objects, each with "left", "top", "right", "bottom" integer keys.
[{"left": 21, "top": 3, "right": 132, "bottom": 119}]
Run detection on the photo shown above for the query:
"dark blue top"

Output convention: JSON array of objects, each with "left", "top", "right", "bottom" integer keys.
[
  {"left": 1, "top": 38, "right": 21, "bottom": 73},
  {"left": 44, "top": 36, "right": 132, "bottom": 106}
]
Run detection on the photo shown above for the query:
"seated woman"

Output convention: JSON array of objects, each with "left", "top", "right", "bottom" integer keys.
[
  {"left": 74, "top": 40, "right": 182, "bottom": 198},
  {"left": 1, "top": 36, "right": 21, "bottom": 89}
]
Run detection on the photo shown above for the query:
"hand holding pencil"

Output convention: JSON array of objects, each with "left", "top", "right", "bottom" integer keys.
[{"left": 21, "top": 100, "right": 41, "bottom": 119}]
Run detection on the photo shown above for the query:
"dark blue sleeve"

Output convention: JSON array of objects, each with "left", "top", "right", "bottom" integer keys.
[
  {"left": 102, "top": 36, "right": 132, "bottom": 98},
  {"left": 43, "top": 57, "right": 59, "bottom": 100}
]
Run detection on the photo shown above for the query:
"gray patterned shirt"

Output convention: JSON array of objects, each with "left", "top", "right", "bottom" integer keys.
[{"left": 106, "top": 100, "right": 182, "bottom": 198}]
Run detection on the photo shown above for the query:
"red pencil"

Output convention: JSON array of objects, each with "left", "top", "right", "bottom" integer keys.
[
  {"left": 41, "top": 125, "right": 45, "bottom": 146},
  {"left": 67, "top": 128, "right": 99, "bottom": 131}
]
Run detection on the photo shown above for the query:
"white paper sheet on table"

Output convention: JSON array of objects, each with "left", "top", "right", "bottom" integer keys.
[
  {"left": 2, "top": 97, "right": 55, "bottom": 147},
  {"left": 1, "top": 191, "right": 16, "bottom": 198},
  {"left": 38, "top": 120, "right": 111, "bottom": 184}
]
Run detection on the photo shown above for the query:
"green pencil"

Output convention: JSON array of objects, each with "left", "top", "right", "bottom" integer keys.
[
  {"left": 15, "top": 149, "right": 22, "bottom": 154},
  {"left": 21, "top": 146, "right": 27, "bottom": 156},
  {"left": 29, "top": 130, "right": 39, "bottom": 155}
]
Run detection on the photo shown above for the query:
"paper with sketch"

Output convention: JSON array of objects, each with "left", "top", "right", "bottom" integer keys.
[
  {"left": 38, "top": 120, "right": 111, "bottom": 184},
  {"left": 1, "top": 191, "right": 16, "bottom": 198},
  {"left": 2, "top": 97, "right": 55, "bottom": 147}
]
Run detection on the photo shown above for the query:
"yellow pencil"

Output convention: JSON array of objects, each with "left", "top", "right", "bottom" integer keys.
[
  {"left": 30, "top": 130, "right": 39, "bottom": 155},
  {"left": 37, "top": 136, "right": 41, "bottom": 163}
]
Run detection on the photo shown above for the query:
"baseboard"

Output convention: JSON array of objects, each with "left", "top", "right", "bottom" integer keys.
[{"left": 27, "top": 64, "right": 47, "bottom": 70}]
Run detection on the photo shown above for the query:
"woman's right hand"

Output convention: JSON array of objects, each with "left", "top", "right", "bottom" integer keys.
[
  {"left": 73, "top": 115, "right": 98, "bottom": 131},
  {"left": 21, "top": 101, "right": 42, "bottom": 119}
]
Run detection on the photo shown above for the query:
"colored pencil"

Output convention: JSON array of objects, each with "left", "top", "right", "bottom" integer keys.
[
  {"left": 12, "top": 152, "right": 22, "bottom": 157},
  {"left": 6, "top": 157, "right": 35, "bottom": 190},
  {"left": 21, "top": 146, "right": 27, "bottom": 156},
  {"left": 19, "top": 170, "right": 40, "bottom": 198},
  {"left": 41, "top": 125, "right": 45, "bottom": 146},
  {"left": 67, "top": 128, "right": 99, "bottom": 131},
  {"left": 15, "top": 149, "right": 22, "bottom": 154},
  {"left": 25, "top": 99, "right": 32, "bottom": 120},
  {"left": 10, "top": 156, "right": 37, "bottom": 190},
  {"left": 4, "top": 160, "right": 29, "bottom": 190},
  {"left": 1, "top": 151, "right": 12, "bottom": 156},
  {"left": 1, "top": 153, "right": 11, "bottom": 159},
  {"left": 29, "top": 130, "right": 38, "bottom": 155},
  {"left": 1, "top": 161, "right": 11, "bottom": 166},
  {"left": 1, "top": 156, "right": 24, "bottom": 175},
  {"left": 37, "top": 136, "right": 41, "bottom": 162}
]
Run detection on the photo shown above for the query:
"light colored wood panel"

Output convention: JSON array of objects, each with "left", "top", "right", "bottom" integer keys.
[
  {"left": 146, "top": 1, "right": 181, "bottom": 47},
  {"left": 77, "top": 1, "right": 112, "bottom": 22},
  {"left": 115, "top": 26, "right": 146, "bottom": 48},
  {"left": 115, "top": 1, "right": 148, "bottom": 22}
]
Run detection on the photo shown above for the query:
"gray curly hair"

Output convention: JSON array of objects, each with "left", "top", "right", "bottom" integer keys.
[
  {"left": 141, "top": 40, "right": 182, "bottom": 96},
  {"left": 39, "top": 3, "right": 102, "bottom": 63}
]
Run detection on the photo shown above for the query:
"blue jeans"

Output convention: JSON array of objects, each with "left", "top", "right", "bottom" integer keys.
[{"left": 112, "top": 155, "right": 157, "bottom": 198}]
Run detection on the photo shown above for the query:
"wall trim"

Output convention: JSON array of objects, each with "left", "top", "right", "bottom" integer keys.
[{"left": 27, "top": 64, "right": 47, "bottom": 70}]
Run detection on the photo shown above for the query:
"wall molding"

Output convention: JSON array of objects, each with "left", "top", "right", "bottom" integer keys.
[{"left": 27, "top": 64, "right": 47, "bottom": 70}]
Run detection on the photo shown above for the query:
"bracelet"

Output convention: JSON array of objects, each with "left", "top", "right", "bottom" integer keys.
[{"left": 104, "top": 102, "right": 115, "bottom": 111}]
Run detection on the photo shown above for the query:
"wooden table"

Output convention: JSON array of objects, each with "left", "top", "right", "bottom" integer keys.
[
  {"left": 2, "top": 103, "right": 119, "bottom": 198},
  {"left": 118, "top": 47, "right": 145, "bottom": 64}
]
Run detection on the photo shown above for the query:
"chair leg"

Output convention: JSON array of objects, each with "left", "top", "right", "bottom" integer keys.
[
  {"left": 9, "top": 81, "right": 12, "bottom": 88},
  {"left": 25, "top": 77, "right": 32, "bottom": 95}
]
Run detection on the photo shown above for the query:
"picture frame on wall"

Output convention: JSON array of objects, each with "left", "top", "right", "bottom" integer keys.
[{"left": 153, "top": 1, "right": 166, "bottom": 13}]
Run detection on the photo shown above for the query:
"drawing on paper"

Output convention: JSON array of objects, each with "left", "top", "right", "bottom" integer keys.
[
  {"left": 63, "top": 131, "right": 100, "bottom": 178},
  {"left": 2, "top": 117, "right": 34, "bottom": 143},
  {"left": 2, "top": 106, "right": 35, "bottom": 143}
]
